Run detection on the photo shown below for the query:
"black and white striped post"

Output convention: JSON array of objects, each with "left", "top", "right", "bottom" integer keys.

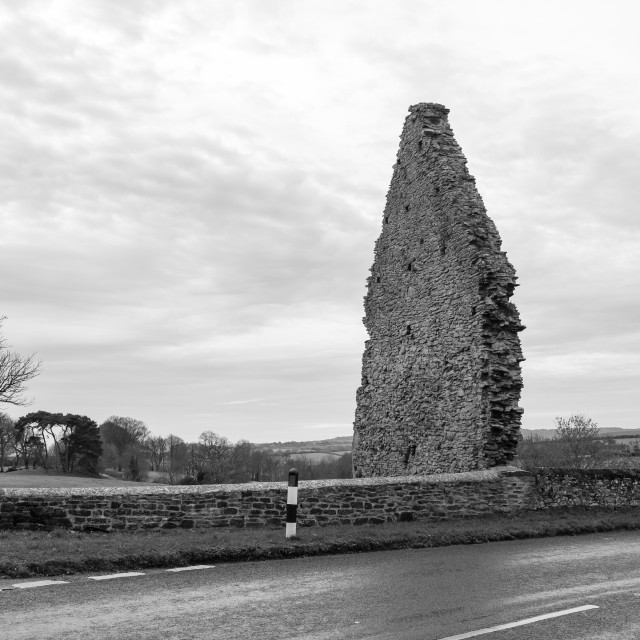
[{"left": 286, "top": 468, "right": 299, "bottom": 539}]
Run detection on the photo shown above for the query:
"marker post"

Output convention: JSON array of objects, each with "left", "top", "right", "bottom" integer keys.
[{"left": 286, "top": 468, "right": 299, "bottom": 539}]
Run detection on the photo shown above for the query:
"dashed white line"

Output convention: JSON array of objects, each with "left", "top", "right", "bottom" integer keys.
[
  {"left": 437, "top": 604, "right": 600, "bottom": 640},
  {"left": 87, "top": 572, "right": 146, "bottom": 581},
  {"left": 2, "top": 566, "right": 216, "bottom": 590},
  {"left": 10, "top": 580, "right": 69, "bottom": 589}
]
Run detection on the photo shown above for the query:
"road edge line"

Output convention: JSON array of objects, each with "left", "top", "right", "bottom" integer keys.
[{"left": 437, "top": 604, "right": 599, "bottom": 640}]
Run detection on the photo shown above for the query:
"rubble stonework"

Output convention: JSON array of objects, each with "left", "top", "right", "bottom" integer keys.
[
  {"left": 0, "top": 469, "right": 534, "bottom": 531},
  {"left": 2, "top": 469, "right": 640, "bottom": 532},
  {"left": 352, "top": 103, "right": 524, "bottom": 477}
]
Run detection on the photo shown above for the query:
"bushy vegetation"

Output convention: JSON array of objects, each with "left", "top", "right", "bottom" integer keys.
[{"left": 515, "top": 414, "right": 636, "bottom": 471}]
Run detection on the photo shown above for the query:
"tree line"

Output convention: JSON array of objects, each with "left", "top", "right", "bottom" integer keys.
[
  {"left": 98, "top": 416, "right": 353, "bottom": 483},
  {"left": 2, "top": 410, "right": 633, "bottom": 480},
  {"left": 0, "top": 411, "right": 353, "bottom": 483}
]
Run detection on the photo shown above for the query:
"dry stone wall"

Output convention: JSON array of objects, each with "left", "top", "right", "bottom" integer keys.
[
  {"left": 532, "top": 469, "right": 640, "bottom": 509},
  {"left": 0, "top": 483, "right": 286, "bottom": 532},
  {"left": 353, "top": 103, "right": 524, "bottom": 477},
  {"left": 2, "top": 469, "right": 640, "bottom": 532},
  {"left": 0, "top": 467, "right": 533, "bottom": 532}
]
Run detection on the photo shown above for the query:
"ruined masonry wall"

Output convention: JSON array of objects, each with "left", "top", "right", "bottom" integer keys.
[{"left": 353, "top": 103, "right": 524, "bottom": 476}]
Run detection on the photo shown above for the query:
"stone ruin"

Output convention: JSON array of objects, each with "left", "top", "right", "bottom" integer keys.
[{"left": 352, "top": 103, "right": 524, "bottom": 477}]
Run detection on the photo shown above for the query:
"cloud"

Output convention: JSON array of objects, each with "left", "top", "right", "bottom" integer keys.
[{"left": 1, "top": 1, "right": 638, "bottom": 438}]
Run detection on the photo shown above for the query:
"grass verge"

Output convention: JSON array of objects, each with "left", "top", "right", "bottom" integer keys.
[{"left": 1, "top": 508, "right": 639, "bottom": 579}]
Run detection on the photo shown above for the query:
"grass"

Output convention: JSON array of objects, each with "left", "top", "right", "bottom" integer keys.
[
  {"left": 0, "top": 468, "right": 157, "bottom": 488},
  {"left": 1, "top": 507, "right": 640, "bottom": 579}
]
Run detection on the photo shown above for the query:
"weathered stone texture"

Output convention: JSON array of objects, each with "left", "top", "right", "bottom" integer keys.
[
  {"left": 3, "top": 469, "right": 640, "bottom": 532},
  {"left": 353, "top": 102, "right": 524, "bottom": 477},
  {"left": 0, "top": 468, "right": 532, "bottom": 532},
  {"left": 532, "top": 469, "right": 640, "bottom": 509}
]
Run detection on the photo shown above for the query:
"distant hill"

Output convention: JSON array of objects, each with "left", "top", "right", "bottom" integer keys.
[
  {"left": 256, "top": 435, "right": 353, "bottom": 456},
  {"left": 256, "top": 428, "right": 640, "bottom": 451},
  {"left": 522, "top": 427, "right": 640, "bottom": 440}
]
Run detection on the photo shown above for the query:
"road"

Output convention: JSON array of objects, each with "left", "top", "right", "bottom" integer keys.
[{"left": 2, "top": 530, "right": 640, "bottom": 639}]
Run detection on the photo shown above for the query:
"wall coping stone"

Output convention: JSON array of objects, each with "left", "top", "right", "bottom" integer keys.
[{"left": 0, "top": 466, "right": 527, "bottom": 498}]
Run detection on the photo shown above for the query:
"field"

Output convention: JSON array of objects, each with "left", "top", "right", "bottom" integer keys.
[
  {"left": 0, "top": 468, "right": 157, "bottom": 488},
  {"left": 288, "top": 452, "right": 348, "bottom": 462}
]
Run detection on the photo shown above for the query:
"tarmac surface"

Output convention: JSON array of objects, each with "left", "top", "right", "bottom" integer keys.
[{"left": 2, "top": 530, "right": 640, "bottom": 639}]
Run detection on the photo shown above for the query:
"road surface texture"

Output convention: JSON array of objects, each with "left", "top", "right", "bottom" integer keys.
[{"left": 2, "top": 530, "right": 640, "bottom": 639}]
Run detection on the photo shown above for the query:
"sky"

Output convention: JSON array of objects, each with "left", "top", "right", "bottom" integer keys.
[{"left": 1, "top": 0, "right": 639, "bottom": 444}]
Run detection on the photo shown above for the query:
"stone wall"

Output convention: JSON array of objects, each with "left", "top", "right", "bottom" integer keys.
[
  {"left": 0, "top": 467, "right": 533, "bottom": 532},
  {"left": 2, "top": 468, "right": 640, "bottom": 532},
  {"left": 532, "top": 469, "right": 640, "bottom": 509},
  {"left": 353, "top": 102, "right": 524, "bottom": 477}
]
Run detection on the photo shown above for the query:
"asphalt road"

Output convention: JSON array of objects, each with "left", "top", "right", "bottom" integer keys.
[{"left": 2, "top": 531, "right": 640, "bottom": 639}]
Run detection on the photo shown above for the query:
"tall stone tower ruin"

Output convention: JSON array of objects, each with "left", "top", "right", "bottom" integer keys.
[{"left": 352, "top": 103, "right": 524, "bottom": 477}]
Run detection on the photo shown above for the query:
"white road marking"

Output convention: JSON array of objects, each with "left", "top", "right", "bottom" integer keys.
[
  {"left": 10, "top": 580, "right": 69, "bottom": 589},
  {"left": 87, "top": 572, "right": 146, "bottom": 581},
  {"left": 437, "top": 605, "right": 599, "bottom": 640},
  {"left": 166, "top": 565, "right": 216, "bottom": 572}
]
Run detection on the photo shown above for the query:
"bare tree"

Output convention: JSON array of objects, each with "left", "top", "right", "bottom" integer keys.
[
  {"left": 555, "top": 414, "right": 611, "bottom": 468},
  {"left": 199, "top": 431, "right": 231, "bottom": 461},
  {"left": 516, "top": 415, "right": 614, "bottom": 470},
  {"left": 166, "top": 434, "right": 188, "bottom": 483},
  {"left": 144, "top": 435, "right": 167, "bottom": 471},
  {"left": 0, "top": 317, "right": 42, "bottom": 406},
  {"left": 198, "top": 430, "right": 232, "bottom": 482},
  {"left": 0, "top": 316, "right": 42, "bottom": 405},
  {"left": 228, "top": 440, "right": 254, "bottom": 482}
]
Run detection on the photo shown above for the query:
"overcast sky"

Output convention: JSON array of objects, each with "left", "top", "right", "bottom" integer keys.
[{"left": 1, "top": 0, "right": 638, "bottom": 444}]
